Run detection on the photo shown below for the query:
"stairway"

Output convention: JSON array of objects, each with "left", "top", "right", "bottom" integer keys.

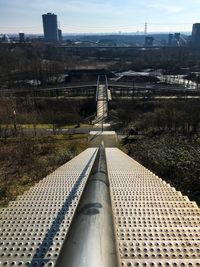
[
  {"left": 0, "top": 147, "right": 200, "bottom": 266},
  {"left": 106, "top": 148, "right": 200, "bottom": 267}
]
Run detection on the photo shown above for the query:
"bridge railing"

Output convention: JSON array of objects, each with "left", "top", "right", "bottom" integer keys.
[{"left": 96, "top": 75, "right": 100, "bottom": 101}]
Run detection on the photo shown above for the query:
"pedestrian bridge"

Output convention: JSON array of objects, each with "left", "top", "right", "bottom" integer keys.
[
  {"left": 0, "top": 143, "right": 200, "bottom": 266},
  {"left": 93, "top": 75, "right": 111, "bottom": 125}
]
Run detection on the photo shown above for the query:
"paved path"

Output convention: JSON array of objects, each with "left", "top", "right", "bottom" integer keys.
[{"left": 89, "top": 131, "right": 118, "bottom": 147}]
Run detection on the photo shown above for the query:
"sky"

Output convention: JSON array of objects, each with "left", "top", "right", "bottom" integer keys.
[{"left": 0, "top": 0, "right": 200, "bottom": 34}]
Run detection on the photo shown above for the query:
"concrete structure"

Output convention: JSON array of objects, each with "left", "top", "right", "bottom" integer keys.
[
  {"left": 192, "top": 23, "right": 200, "bottom": 47},
  {"left": 42, "top": 13, "right": 59, "bottom": 42}
]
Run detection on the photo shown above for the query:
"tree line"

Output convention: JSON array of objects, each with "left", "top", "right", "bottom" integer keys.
[
  {"left": 111, "top": 99, "right": 200, "bottom": 135},
  {"left": 0, "top": 97, "right": 95, "bottom": 138}
]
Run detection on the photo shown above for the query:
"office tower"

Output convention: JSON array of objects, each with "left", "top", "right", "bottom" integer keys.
[
  {"left": 192, "top": 23, "right": 200, "bottom": 46},
  {"left": 42, "top": 13, "right": 59, "bottom": 42},
  {"left": 19, "top": 33, "right": 25, "bottom": 42}
]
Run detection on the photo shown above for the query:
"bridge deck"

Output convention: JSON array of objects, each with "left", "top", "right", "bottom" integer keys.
[
  {"left": 94, "top": 76, "right": 109, "bottom": 124},
  {"left": 106, "top": 148, "right": 200, "bottom": 267}
]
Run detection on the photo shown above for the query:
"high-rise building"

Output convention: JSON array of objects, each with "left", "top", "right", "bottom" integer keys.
[
  {"left": 192, "top": 23, "right": 200, "bottom": 46},
  {"left": 42, "top": 13, "right": 59, "bottom": 42}
]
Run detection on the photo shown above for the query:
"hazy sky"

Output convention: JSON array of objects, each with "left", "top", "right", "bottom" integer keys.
[{"left": 0, "top": 0, "right": 200, "bottom": 34}]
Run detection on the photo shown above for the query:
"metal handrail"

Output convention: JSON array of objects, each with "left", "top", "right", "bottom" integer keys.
[{"left": 55, "top": 146, "right": 118, "bottom": 267}]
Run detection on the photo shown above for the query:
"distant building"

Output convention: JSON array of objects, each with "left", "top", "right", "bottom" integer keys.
[
  {"left": 19, "top": 33, "right": 25, "bottom": 42},
  {"left": 174, "top": 33, "right": 181, "bottom": 46},
  {"left": 192, "top": 23, "right": 200, "bottom": 46},
  {"left": 174, "top": 33, "right": 180, "bottom": 41},
  {"left": 168, "top": 33, "right": 182, "bottom": 47},
  {"left": 58, "top": 29, "right": 63, "bottom": 42},
  {"left": 42, "top": 13, "right": 59, "bottom": 42},
  {"left": 145, "top": 36, "right": 154, "bottom": 47},
  {"left": 168, "top": 34, "right": 173, "bottom": 46},
  {"left": 0, "top": 34, "right": 10, "bottom": 43}
]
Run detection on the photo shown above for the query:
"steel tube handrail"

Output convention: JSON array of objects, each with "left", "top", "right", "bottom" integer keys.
[{"left": 55, "top": 145, "right": 118, "bottom": 267}]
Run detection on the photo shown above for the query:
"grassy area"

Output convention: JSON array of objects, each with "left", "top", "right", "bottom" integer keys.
[
  {"left": 124, "top": 134, "right": 200, "bottom": 206},
  {"left": 0, "top": 135, "right": 88, "bottom": 207}
]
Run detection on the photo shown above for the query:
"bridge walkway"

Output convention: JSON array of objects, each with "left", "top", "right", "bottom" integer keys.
[{"left": 93, "top": 75, "right": 109, "bottom": 125}]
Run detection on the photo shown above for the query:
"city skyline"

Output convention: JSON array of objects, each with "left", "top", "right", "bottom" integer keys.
[{"left": 0, "top": 0, "right": 200, "bottom": 34}]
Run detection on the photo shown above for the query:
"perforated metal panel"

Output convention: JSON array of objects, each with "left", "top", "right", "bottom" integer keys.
[
  {"left": 105, "top": 148, "right": 200, "bottom": 267},
  {"left": 0, "top": 148, "right": 98, "bottom": 267}
]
